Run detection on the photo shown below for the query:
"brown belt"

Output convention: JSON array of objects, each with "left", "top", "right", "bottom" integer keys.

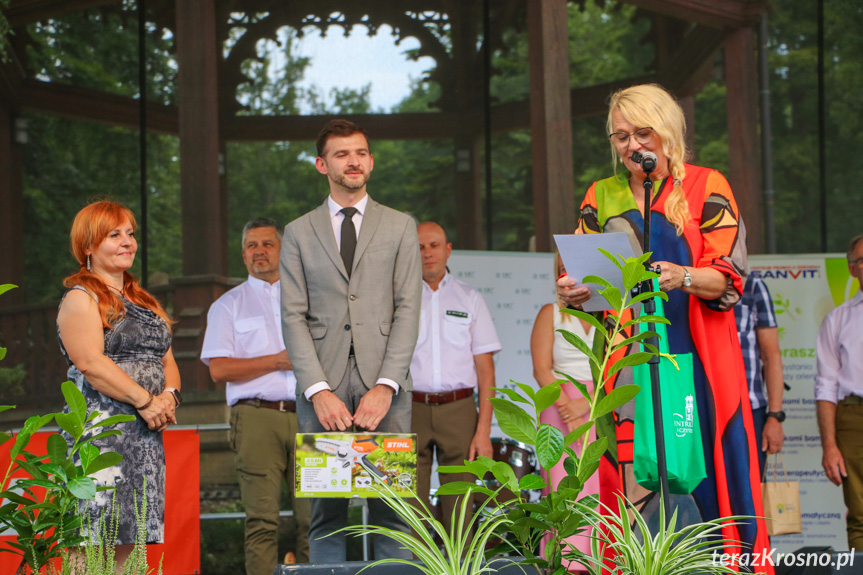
[
  {"left": 412, "top": 387, "right": 474, "bottom": 406},
  {"left": 236, "top": 398, "right": 296, "bottom": 412}
]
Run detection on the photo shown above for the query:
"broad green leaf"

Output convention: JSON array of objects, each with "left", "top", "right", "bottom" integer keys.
[
  {"left": 78, "top": 443, "right": 98, "bottom": 470},
  {"left": 622, "top": 314, "right": 671, "bottom": 329},
  {"left": 629, "top": 290, "right": 669, "bottom": 308},
  {"left": 40, "top": 463, "right": 67, "bottom": 482},
  {"left": 0, "top": 491, "right": 32, "bottom": 506},
  {"left": 10, "top": 430, "right": 32, "bottom": 461},
  {"left": 16, "top": 478, "right": 58, "bottom": 490},
  {"left": 84, "top": 452, "right": 122, "bottom": 475},
  {"left": 439, "top": 455, "right": 496, "bottom": 479},
  {"left": 535, "top": 425, "right": 565, "bottom": 470},
  {"left": 534, "top": 384, "right": 561, "bottom": 414},
  {"left": 559, "top": 330, "right": 599, "bottom": 366},
  {"left": 491, "top": 461, "right": 519, "bottom": 494},
  {"left": 518, "top": 474, "right": 546, "bottom": 491},
  {"left": 559, "top": 308, "right": 606, "bottom": 334},
  {"left": 54, "top": 412, "right": 83, "bottom": 440},
  {"left": 0, "top": 405, "right": 14, "bottom": 414},
  {"left": 46, "top": 433, "right": 67, "bottom": 464},
  {"left": 562, "top": 452, "right": 579, "bottom": 477},
  {"left": 582, "top": 275, "right": 613, "bottom": 289},
  {"left": 494, "top": 410, "right": 536, "bottom": 445},
  {"left": 622, "top": 259, "right": 646, "bottom": 294},
  {"left": 597, "top": 248, "right": 625, "bottom": 271},
  {"left": 594, "top": 384, "right": 641, "bottom": 418},
  {"left": 80, "top": 429, "right": 122, "bottom": 445},
  {"left": 0, "top": 347, "right": 5, "bottom": 361},
  {"left": 609, "top": 332, "right": 657, "bottom": 355},
  {"left": 577, "top": 437, "right": 608, "bottom": 483},
  {"left": 0, "top": 284, "right": 15, "bottom": 296},
  {"left": 61, "top": 381, "right": 86, "bottom": 422},
  {"left": 67, "top": 477, "right": 97, "bottom": 500},
  {"left": 84, "top": 413, "right": 134, "bottom": 432},
  {"left": 512, "top": 381, "right": 537, "bottom": 401},
  {"left": 518, "top": 503, "right": 549, "bottom": 514},
  {"left": 491, "top": 386, "right": 531, "bottom": 405},
  {"left": 598, "top": 286, "right": 623, "bottom": 311},
  {"left": 563, "top": 420, "right": 594, "bottom": 447},
  {"left": 0, "top": 431, "right": 10, "bottom": 446},
  {"left": 606, "top": 351, "right": 654, "bottom": 377},
  {"left": 555, "top": 372, "right": 591, "bottom": 403}
]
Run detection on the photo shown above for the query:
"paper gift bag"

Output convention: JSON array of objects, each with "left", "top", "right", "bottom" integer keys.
[{"left": 761, "top": 454, "right": 802, "bottom": 535}]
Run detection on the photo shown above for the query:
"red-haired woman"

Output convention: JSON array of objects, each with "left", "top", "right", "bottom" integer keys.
[{"left": 57, "top": 201, "right": 179, "bottom": 562}]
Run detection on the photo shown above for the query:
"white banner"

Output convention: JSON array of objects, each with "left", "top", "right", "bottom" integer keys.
[{"left": 752, "top": 253, "right": 858, "bottom": 552}]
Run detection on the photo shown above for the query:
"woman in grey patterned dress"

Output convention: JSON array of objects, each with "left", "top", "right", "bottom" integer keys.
[{"left": 57, "top": 201, "right": 181, "bottom": 566}]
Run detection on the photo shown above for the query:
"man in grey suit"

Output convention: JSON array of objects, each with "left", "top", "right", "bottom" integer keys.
[{"left": 280, "top": 119, "right": 422, "bottom": 562}]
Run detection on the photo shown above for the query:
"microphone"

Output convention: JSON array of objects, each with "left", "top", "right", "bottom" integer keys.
[{"left": 631, "top": 151, "right": 657, "bottom": 173}]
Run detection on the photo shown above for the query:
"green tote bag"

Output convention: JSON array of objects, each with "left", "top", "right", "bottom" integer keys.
[{"left": 632, "top": 282, "right": 707, "bottom": 494}]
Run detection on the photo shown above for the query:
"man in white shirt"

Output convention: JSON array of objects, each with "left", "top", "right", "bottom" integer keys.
[
  {"left": 816, "top": 233, "right": 863, "bottom": 550},
  {"left": 200, "top": 218, "right": 310, "bottom": 575},
  {"left": 410, "top": 222, "right": 501, "bottom": 535}
]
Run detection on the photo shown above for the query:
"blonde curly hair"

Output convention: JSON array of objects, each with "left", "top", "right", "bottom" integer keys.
[{"left": 607, "top": 83, "right": 691, "bottom": 235}]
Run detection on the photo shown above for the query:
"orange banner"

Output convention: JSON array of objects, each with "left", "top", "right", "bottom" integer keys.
[{"left": 0, "top": 428, "right": 200, "bottom": 574}]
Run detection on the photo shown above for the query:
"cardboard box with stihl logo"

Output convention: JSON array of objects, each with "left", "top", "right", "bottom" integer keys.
[{"left": 295, "top": 433, "right": 417, "bottom": 498}]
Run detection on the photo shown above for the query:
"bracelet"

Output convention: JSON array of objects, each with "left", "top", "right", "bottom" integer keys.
[{"left": 135, "top": 391, "right": 154, "bottom": 411}]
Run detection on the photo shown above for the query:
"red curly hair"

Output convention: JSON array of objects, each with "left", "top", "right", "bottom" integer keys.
[{"left": 63, "top": 201, "right": 172, "bottom": 330}]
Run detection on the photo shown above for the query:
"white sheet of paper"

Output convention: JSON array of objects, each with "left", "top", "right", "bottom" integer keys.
[{"left": 553, "top": 233, "right": 637, "bottom": 312}]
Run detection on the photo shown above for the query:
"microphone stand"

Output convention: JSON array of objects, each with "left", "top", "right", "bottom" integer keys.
[{"left": 631, "top": 152, "right": 672, "bottom": 524}]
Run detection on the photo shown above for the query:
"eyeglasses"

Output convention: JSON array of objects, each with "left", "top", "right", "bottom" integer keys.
[
  {"left": 850, "top": 257, "right": 863, "bottom": 267},
  {"left": 608, "top": 127, "right": 655, "bottom": 146}
]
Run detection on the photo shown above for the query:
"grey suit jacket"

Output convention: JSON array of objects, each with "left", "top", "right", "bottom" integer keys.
[{"left": 279, "top": 197, "right": 422, "bottom": 395}]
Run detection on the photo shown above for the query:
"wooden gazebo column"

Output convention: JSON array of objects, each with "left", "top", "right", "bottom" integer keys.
[
  {"left": 173, "top": 0, "right": 230, "bottom": 391},
  {"left": 451, "top": 2, "right": 484, "bottom": 249},
  {"left": 527, "top": 0, "right": 576, "bottom": 252},
  {"left": 0, "top": 103, "right": 24, "bottom": 306},
  {"left": 724, "top": 25, "right": 764, "bottom": 253}
]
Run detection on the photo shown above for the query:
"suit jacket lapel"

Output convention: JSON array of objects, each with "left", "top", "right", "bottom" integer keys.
[
  {"left": 310, "top": 200, "right": 349, "bottom": 280},
  {"left": 354, "top": 198, "right": 381, "bottom": 270}
]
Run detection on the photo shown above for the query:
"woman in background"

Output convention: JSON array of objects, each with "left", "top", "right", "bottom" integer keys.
[
  {"left": 531, "top": 254, "right": 597, "bottom": 573},
  {"left": 57, "top": 201, "right": 179, "bottom": 566}
]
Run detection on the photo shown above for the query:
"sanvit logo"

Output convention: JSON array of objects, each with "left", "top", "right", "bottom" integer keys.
[{"left": 383, "top": 438, "right": 414, "bottom": 452}]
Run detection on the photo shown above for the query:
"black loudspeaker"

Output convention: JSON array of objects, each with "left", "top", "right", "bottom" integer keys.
[{"left": 774, "top": 546, "right": 863, "bottom": 575}]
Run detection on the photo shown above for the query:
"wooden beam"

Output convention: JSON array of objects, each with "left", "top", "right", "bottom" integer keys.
[
  {"left": 725, "top": 26, "right": 763, "bottom": 254},
  {"left": 0, "top": 102, "right": 25, "bottom": 306},
  {"left": 176, "top": 0, "right": 225, "bottom": 276},
  {"left": 18, "top": 79, "right": 178, "bottom": 133},
  {"left": 221, "top": 113, "right": 462, "bottom": 142},
  {"left": 527, "top": 0, "right": 575, "bottom": 252},
  {"left": 657, "top": 25, "right": 726, "bottom": 96},
  {"left": 5, "top": 0, "right": 122, "bottom": 27},
  {"left": 620, "top": 0, "right": 766, "bottom": 29}
]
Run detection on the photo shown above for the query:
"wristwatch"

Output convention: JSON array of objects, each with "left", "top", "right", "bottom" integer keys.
[
  {"left": 766, "top": 410, "right": 786, "bottom": 422},
  {"left": 165, "top": 387, "right": 182, "bottom": 407},
  {"left": 682, "top": 267, "right": 692, "bottom": 288}
]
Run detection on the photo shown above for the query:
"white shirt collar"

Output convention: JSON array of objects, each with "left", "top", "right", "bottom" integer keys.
[
  {"left": 424, "top": 271, "right": 451, "bottom": 292},
  {"left": 328, "top": 194, "right": 369, "bottom": 219},
  {"left": 851, "top": 289, "right": 863, "bottom": 306},
  {"left": 247, "top": 275, "right": 279, "bottom": 291}
]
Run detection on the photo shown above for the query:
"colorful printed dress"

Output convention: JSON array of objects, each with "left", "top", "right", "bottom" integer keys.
[{"left": 577, "top": 165, "right": 773, "bottom": 573}]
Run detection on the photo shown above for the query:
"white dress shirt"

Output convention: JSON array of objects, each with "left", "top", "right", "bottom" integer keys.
[
  {"left": 410, "top": 273, "right": 501, "bottom": 393},
  {"left": 815, "top": 289, "right": 863, "bottom": 403},
  {"left": 201, "top": 276, "right": 297, "bottom": 406},
  {"left": 304, "top": 193, "right": 399, "bottom": 400}
]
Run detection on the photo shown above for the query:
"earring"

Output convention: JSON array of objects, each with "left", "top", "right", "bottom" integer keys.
[{"left": 86, "top": 255, "right": 91, "bottom": 271}]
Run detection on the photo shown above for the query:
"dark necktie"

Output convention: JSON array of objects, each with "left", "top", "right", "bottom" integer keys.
[{"left": 340, "top": 207, "right": 358, "bottom": 277}]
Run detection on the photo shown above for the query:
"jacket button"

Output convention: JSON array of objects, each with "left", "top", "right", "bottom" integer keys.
[
  {"left": 344, "top": 324, "right": 351, "bottom": 331},
  {"left": 349, "top": 295, "right": 357, "bottom": 301}
]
